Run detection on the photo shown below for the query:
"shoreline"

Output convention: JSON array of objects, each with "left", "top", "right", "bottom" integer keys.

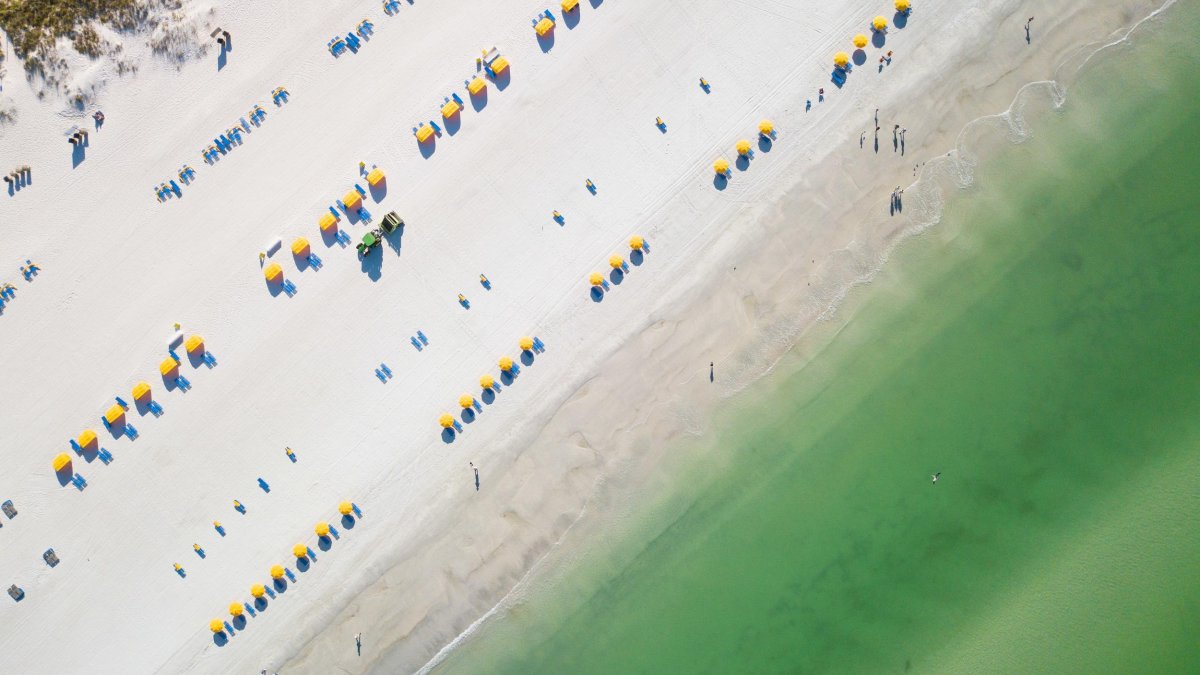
[{"left": 288, "top": 1, "right": 1173, "bottom": 673}]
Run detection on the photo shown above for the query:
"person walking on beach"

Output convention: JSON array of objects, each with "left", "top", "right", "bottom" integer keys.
[
  {"left": 355, "top": 633, "right": 362, "bottom": 656},
  {"left": 709, "top": 362, "right": 714, "bottom": 382},
  {"left": 1026, "top": 17, "right": 1034, "bottom": 43},
  {"left": 470, "top": 462, "right": 480, "bottom": 491}
]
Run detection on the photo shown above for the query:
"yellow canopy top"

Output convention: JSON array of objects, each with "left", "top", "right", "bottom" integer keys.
[
  {"left": 519, "top": 336, "right": 534, "bottom": 351},
  {"left": 609, "top": 255, "right": 623, "bottom": 269},
  {"left": 416, "top": 125, "right": 434, "bottom": 143},
  {"left": 343, "top": 191, "right": 362, "bottom": 210},
  {"left": 291, "top": 237, "right": 310, "bottom": 256},
  {"left": 159, "top": 357, "right": 179, "bottom": 376},
  {"left": 251, "top": 584, "right": 266, "bottom": 598},
  {"left": 319, "top": 212, "right": 338, "bottom": 231},
  {"left": 562, "top": 0, "right": 579, "bottom": 10},
  {"left": 441, "top": 100, "right": 461, "bottom": 118},
  {"left": 872, "top": 16, "right": 888, "bottom": 31},
  {"left": 78, "top": 429, "right": 98, "bottom": 448},
  {"left": 210, "top": 619, "right": 225, "bottom": 633},
  {"left": 535, "top": 17, "right": 554, "bottom": 36},
  {"left": 439, "top": 413, "right": 455, "bottom": 428},
  {"left": 467, "top": 77, "right": 486, "bottom": 95},
  {"left": 339, "top": 501, "right": 353, "bottom": 515},
  {"left": 270, "top": 565, "right": 285, "bottom": 579},
  {"left": 736, "top": 139, "right": 752, "bottom": 155},
  {"left": 833, "top": 51, "right": 850, "bottom": 67},
  {"left": 105, "top": 404, "right": 125, "bottom": 425},
  {"left": 264, "top": 263, "right": 283, "bottom": 281},
  {"left": 853, "top": 34, "right": 868, "bottom": 48},
  {"left": 480, "top": 374, "right": 495, "bottom": 389},
  {"left": 498, "top": 356, "right": 514, "bottom": 371},
  {"left": 132, "top": 382, "right": 151, "bottom": 401},
  {"left": 293, "top": 544, "right": 308, "bottom": 558},
  {"left": 630, "top": 235, "right": 644, "bottom": 250},
  {"left": 490, "top": 56, "right": 509, "bottom": 75},
  {"left": 53, "top": 452, "right": 71, "bottom": 472},
  {"left": 589, "top": 272, "right": 604, "bottom": 286},
  {"left": 895, "top": 0, "right": 911, "bottom": 11},
  {"left": 758, "top": 119, "right": 774, "bottom": 135},
  {"left": 366, "top": 168, "right": 384, "bottom": 186},
  {"left": 229, "top": 603, "right": 244, "bottom": 616},
  {"left": 315, "top": 521, "right": 330, "bottom": 537},
  {"left": 185, "top": 334, "right": 204, "bottom": 353},
  {"left": 458, "top": 394, "right": 474, "bottom": 409},
  {"left": 713, "top": 158, "right": 730, "bottom": 174}
]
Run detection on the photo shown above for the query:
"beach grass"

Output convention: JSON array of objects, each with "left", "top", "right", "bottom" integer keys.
[{"left": 0, "top": 0, "right": 139, "bottom": 57}]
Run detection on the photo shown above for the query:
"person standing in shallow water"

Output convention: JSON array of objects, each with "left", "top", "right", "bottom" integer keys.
[
  {"left": 710, "top": 362, "right": 714, "bottom": 382},
  {"left": 355, "top": 633, "right": 362, "bottom": 656}
]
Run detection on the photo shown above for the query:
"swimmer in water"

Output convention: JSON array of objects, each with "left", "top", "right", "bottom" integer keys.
[{"left": 931, "top": 472, "right": 941, "bottom": 484}]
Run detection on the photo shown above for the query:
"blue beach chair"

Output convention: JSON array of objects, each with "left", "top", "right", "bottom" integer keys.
[
  {"left": 70, "top": 439, "right": 82, "bottom": 453},
  {"left": 417, "top": 330, "right": 428, "bottom": 345},
  {"left": 257, "top": 478, "right": 270, "bottom": 492},
  {"left": 352, "top": 503, "right": 363, "bottom": 518},
  {"left": 244, "top": 602, "right": 256, "bottom": 617},
  {"left": 285, "top": 568, "right": 297, "bottom": 582},
  {"left": 176, "top": 375, "right": 191, "bottom": 390},
  {"left": 203, "top": 352, "right": 217, "bottom": 367},
  {"left": 410, "top": 337, "right": 422, "bottom": 351},
  {"left": 307, "top": 253, "right": 322, "bottom": 268},
  {"left": 282, "top": 280, "right": 297, "bottom": 296},
  {"left": 148, "top": 401, "right": 164, "bottom": 416},
  {"left": 375, "top": 369, "right": 387, "bottom": 383},
  {"left": 359, "top": 207, "right": 371, "bottom": 222},
  {"left": 380, "top": 364, "right": 393, "bottom": 378},
  {"left": 71, "top": 475, "right": 87, "bottom": 490},
  {"left": 354, "top": 184, "right": 367, "bottom": 198},
  {"left": 124, "top": 424, "right": 138, "bottom": 440}
]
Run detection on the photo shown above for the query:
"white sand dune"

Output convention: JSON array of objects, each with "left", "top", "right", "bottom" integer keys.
[{"left": 0, "top": 0, "right": 1165, "bottom": 672}]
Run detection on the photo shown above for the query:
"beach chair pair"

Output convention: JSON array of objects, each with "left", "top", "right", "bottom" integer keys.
[
  {"left": 359, "top": 207, "right": 372, "bottom": 222},
  {"left": 416, "top": 330, "right": 429, "bottom": 346},
  {"left": 306, "top": 253, "right": 323, "bottom": 269},
  {"left": 410, "top": 337, "right": 423, "bottom": 351},
  {"left": 357, "top": 19, "right": 374, "bottom": 38},
  {"left": 328, "top": 37, "right": 347, "bottom": 56},
  {"left": 335, "top": 230, "right": 352, "bottom": 246},
  {"left": 98, "top": 448, "right": 114, "bottom": 464},
  {"left": 147, "top": 400, "right": 164, "bottom": 416},
  {"left": 71, "top": 474, "right": 87, "bottom": 490},
  {"left": 124, "top": 424, "right": 138, "bottom": 440},
  {"left": 281, "top": 280, "right": 298, "bottom": 296},
  {"left": 176, "top": 375, "right": 192, "bottom": 391},
  {"left": 533, "top": 337, "right": 546, "bottom": 352},
  {"left": 383, "top": 0, "right": 401, "bottom": 15}
]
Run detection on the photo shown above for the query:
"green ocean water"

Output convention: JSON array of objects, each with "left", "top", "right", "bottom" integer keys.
[{"left": 434, "top": 7, "right": 1200, "bottom": 674}]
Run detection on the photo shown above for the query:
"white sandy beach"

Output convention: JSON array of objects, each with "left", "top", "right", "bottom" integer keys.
[{"left": 0, "top": 0, "right": 1167, "bottom": 672}]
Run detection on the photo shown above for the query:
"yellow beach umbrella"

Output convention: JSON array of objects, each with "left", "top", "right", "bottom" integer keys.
[
  {"left": 535, "top": 17, "right": 554, "bottom": 36},
  {"left": 291, "top": 237, "right": 310, "bottom": 257},
  {"left": 713, "top": 158, "right": 729, "bottom": 174},
  {"left": 467, "top": 77, "right": 486, "bottom": 96},
  {"left": 441, "top": 99, "right": 461, "bottom": 118},
  {"left": 895, "top": 0, "right": 911, "bottom": 12},
  {"left": 459, "top": 394, "right": 475, "bottom": 409},
  {"left": 480, "top": 374, "right": 495, "bottom": 389},
  {"left": 132, "top": 382, "right": 151, "bottom": 402},
  {"left": 589, "top": 272, "right": 604, "bottom": 286},
  {"left": 562, "top": 0, "right": 579, "bottom": 10},
  {"left": 251, "top": 584, "right": 266, "bottom": 598},
  {"left": 758, "top": 119, "right": 774, "bottom": 136},
  {"left": 78, "top": 429, "right": 98, "bottom": 449},
  {"left": 339, "top": 501, "right": 353, "bottom": 515},
  {"left": 185, "top": 334, "right": 204, "bottom": 353},
  {"left": 872, "top": 15, "right": 888, "bottom": 31},
  {"left": 319, "top": 212, "right": 338, "bottom": 232},
  {"left": 229, "top": 603, "right": 244, "bottom": 617},
  {"left": 159, "top": 357, "right": 179, "bottom": 377},
  {"left": 735, "top": 139, "right": 752, "bottom": 155},
  {"left": 630, "top": 235, "right": 644, "bottom": 250},
  {"left": 293, "top": 544, "right": 308, "bottom": 558},
  {"left": 366, "top": 168, "right": 385, "bottom": 186},
  {"left": 343, "top": 191, "right": 362, "bottom": 211},
  {"left": 609, "top": 255, "right": 624, "bottom": 269},
  {"left": 264, "top": 263, "right": 283, "bottom": 282},
  {"left": 105, "top": 404, "right": 125, "bottom": 425},
  {"left": 415, "top": 125, "right": 434, "bottom": 143},
  {"left": 210, "top": 619, "right": 225, "bottom": 634},
  {"left": 315, "top": 521, "right": 330, "bottom": 537},
  {"left": 519, "top": 336, "right": 534, "bottom": 351},
  {"left": 490, "top": 56, "right": 509, "bottom": 75},
  {"left": 499, "top": 356, "right": 514, "bottom": 372},
  {"left": 439, "top": 413, "right": 455, "bottom": 428},
  {"left": 270, "top": 565, "right": 285, "bottom": 580},
  {"left": 52, "top": 452, "right": 71, "bottom": 472},
  {"left": 834, "top": 52, "right": 850, "bottom": 68},
  {"left": 853, "top": 34, "right": 868, "bottom": 48}
]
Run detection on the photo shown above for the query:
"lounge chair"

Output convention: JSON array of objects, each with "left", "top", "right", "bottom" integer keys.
[
  {"left": 417, "top": 331, "right": 428, "bottom": 345},
  {"left": 176, "top": 375, "right": 191, "bottom": 390},
  {"left": 203, "top": 352, "right": 217, "bottom": 367},
  {"left": 381, "top": 364, "right": 393, "bottom": 377},
  {"left": 148, "top": 401, "right": 164, "bottom": 416},
  {"left": 375, "top": 369, "right": 387, "bottom": 383},
  {"left": 307, "top": 253, "right": 322, "bottom": 267},
  {"left": 115, "top": 396, "right": 129, "bottom": 410},
  {"left": 2, "top": 500, "right": 17, "bottom": 518},
  {"left": 71, "top": 475, "right": 87, "bottom": 490},
  {"left": 124, "top": 424, "right": 138, "bottom": 440},
  {"left": 410, "top": 337, "right": 422, "bottom": 350}
]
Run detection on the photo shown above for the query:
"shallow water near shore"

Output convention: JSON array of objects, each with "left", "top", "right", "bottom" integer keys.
[{"left": 431, "top": 7, "right": 1200, "bottom": 674}]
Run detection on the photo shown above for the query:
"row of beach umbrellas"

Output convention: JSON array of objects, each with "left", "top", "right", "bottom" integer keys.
[
  {"left": 437, "top": 336, "right": 544, "bottom": 429},
  {"left": 835, "top": 2, "right": 911, "bottom": 68},
  {"left": 209, "top": 501, "right": 358, "bottom": 634},
  {"left": 712, "top": 120, "right": 774, "bottom": 175},
  {"left": 589, "top": 236, "right": 646, "bottom": 287}
]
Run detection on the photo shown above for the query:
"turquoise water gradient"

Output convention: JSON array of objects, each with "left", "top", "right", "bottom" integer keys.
[{"left": 436, "top": 8, "right": 1200, "bottom": 674}]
